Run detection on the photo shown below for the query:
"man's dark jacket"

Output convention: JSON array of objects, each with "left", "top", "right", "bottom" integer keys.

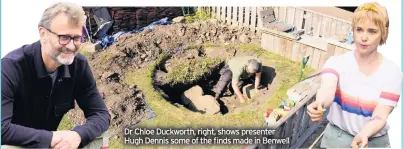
[{"left": 1, "top": 41, "right": 110, "bottom": 148}]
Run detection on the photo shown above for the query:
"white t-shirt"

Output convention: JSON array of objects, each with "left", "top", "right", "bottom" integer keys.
[{"left": 322, "top": 50, "right": 402, "bottom": 137}]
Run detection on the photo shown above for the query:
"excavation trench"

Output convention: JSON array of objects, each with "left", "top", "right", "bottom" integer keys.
[
  {"left": 152, "top": 46, "right": 277, "bottom": 115},
  {"left": 155, "top": 60, "right": 229, "bottom": 114},
  {"left": 66, "top": 18, "right": 265, "bottom": 137}
]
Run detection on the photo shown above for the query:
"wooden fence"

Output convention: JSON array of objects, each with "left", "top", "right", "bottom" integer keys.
[
  {"left": 198, "top": 6, "right": 352, "bottom": 39},
  {"left": 198, "top": 6, "right": 263, "bottom": 33},
  {"left": 272, "top": 7, "right": 353, "bottom": 39},
  {"left": 198, "top": 6, "right": 355, "bottom": 70},
  {"left": 261, "top": 27, "right": 354, "bottom": 70},
  {"left": 245, "top": 74, "right": 328, "bottom": 149},
  {"left": 197, "top": 6, "right": 356, "bottom": 149}
]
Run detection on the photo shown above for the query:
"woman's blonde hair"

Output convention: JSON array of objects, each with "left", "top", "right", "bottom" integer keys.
[{"left": 352, "top": 2, "right": 389, "bottom": 45}]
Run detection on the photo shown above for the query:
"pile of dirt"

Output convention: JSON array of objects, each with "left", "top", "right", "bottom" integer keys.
[
  {"left": 90, "top": 19, "right": 259, "bottom": 78},
  {"left": 66, "top": 73, "right": 148, "bottom": 136},
  {"left": 66, "top": 19, "right": 261, "bottom": 137},
  {"left": 87, "top": 19, "right": 259, "bottom": 80}
]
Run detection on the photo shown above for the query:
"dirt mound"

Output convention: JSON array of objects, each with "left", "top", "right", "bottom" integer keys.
[
  {"left": 90, "top": 19, "right": 258, "bottom": 75},
  {"left": 67, "top": 77, "right": 148, "bottom": 136},
  {"left": 67, "top": 19, "right": 261, "bottom": 137}
]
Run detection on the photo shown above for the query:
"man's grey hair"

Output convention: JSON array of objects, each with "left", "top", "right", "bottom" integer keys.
[
  {"left": 38, "top": 2, "right": 86, "bottom": 29},
  {"left": 247, "top": 59, "right": 262, "bottom": 73}
]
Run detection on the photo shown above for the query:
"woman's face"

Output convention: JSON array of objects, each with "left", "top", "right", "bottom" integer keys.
[{"left": 353, "top": 19, "right": 382, "bottom": 55}]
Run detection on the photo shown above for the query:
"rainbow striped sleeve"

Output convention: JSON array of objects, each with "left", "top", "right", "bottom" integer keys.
[
  {"left": 379, "top": 73, "right": 402, "bottom": 107},
  {"left": 321, "top": 57, "right": 339, "bottom": 80}
]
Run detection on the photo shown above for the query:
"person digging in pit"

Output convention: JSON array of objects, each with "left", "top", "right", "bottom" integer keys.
[{"left": 213, "top": 56, "right": 263, "bottom": 103}]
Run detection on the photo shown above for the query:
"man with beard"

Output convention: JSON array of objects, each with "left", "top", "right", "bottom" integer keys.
[{"left": 1, "top": 2, "right": 110, "bottom": 149}]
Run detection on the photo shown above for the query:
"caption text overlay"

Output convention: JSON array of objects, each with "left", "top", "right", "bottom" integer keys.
[{"left": 124, "top": 127, "right": 289, "bottom": 145}]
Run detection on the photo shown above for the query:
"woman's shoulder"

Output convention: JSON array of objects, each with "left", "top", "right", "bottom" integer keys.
[
  {"left": 382, "top": 56, "right": 402, "bottom": 76},
  {"left": 324, "top": 51, "right": 354, "bottom": 68}
]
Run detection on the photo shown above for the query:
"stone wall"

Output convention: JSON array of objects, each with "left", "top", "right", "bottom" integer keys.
[{"left": 84, "top": 7, "right": 183, "bottom": 36}]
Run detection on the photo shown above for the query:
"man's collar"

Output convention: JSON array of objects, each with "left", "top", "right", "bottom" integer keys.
[
  {"left": 33, "top": 41, "right": 71, "bottom": 79},
  {"left": 60, "top": 64, "right": 71, "bottom": 78}
]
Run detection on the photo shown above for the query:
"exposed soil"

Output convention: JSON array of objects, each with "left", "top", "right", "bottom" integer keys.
[
  {"left": 66, "top": 19, "right": 261, "bottom": 137},
  {"left": 153, "top": 45, "right": 278, "bottom": 115},
  {"left": 66, "top": 17, "right": 321, "bottom": 147},
  {"left": 66, "top": 68, "right": 149, "bottom": 136}
]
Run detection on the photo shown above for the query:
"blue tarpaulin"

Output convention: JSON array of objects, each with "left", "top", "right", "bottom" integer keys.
[{"left": 99, "top": 17, "right": 172, "bottom": 48}]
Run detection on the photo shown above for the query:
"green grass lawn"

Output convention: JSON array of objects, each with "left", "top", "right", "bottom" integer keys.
[
  {"left": 59, "top": 43, "right": 314, "bottom": 149},
  {"left": 165, "top": 57, "right": 222, "bottom": 85}
]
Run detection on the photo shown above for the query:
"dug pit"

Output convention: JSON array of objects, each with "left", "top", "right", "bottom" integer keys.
[
  {"left": 153, "top": 45, "right": 277, "bottom": 115},
  {"left": 66, "top": 19, "right": 271, "bottom": 138}
]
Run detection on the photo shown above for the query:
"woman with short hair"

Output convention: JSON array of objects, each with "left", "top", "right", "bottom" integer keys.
[{"left": 307, "top": 2, "right": 401, "bottom": 148}]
